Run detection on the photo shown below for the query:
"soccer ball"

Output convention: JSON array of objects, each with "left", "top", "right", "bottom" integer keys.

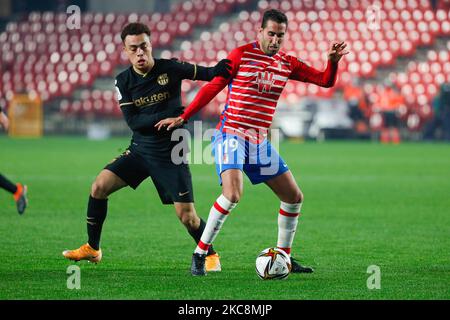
[{"left": 255, "top": 247, "right": 291, "bottom": 280}]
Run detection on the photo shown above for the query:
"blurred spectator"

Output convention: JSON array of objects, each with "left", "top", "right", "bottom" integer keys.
[
  {"left": 374, "top": 82, "right": 406, "bottom": 144},
  {"left": 430, "top": 0, "right": 438, "bottom": 11},
  {"left": 343, "top": 77, "right": 370, "bottom": 137},
  {"left": 430, "top": 0, "right": 450, "bottom": 11},
  {"left": 423, "top": 83, "right": 450, "bottom": 140},
  {"left": 154, "top": 0, "right": 171, "bottom": 12}
]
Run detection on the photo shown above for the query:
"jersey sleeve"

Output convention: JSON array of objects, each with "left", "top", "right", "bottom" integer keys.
[
  {"left": 171, "top": 59, "right": 197, "bottom": 80},
  {"left": 181, "top": 47, "right": 243, "bottom": 121},
  {"left": 171, "top": 58, "right": 218, "bottom": 81},
  {"left": 288, "top": 56, "right": 338, "bottom": 88},
  {"left": 115, "top": 77, "right": 133, "bottom": 107}
]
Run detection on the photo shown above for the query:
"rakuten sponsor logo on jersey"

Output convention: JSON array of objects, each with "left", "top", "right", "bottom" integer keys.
[{"left": 134, "top": 91, "right": 170, "bottom": 107}]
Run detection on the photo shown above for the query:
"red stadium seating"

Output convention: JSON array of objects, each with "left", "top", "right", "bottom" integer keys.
[
  {"left": 0, "top": 0, "right": 252, "bottom": 109},
  {"left": 161, "top": 0, "right": 450, "bottom": 115},
  {"left": 388, "top": 40, "right": 450, "bottom": 126}
]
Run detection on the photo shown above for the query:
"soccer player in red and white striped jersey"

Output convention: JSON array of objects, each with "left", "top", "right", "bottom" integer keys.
[{"left": 157, "top": 9, "right": 348, "bottom": 275}]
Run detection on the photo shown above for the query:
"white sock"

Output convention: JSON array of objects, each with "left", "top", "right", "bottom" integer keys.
[
  {"left": 277, "top": 201, "right": 302, "bottom": 256},
  {"left": 194, "top": 194, "right": 237, "bottom": 255}
]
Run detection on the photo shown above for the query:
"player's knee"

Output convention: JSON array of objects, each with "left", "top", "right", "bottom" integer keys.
[
  {"left": 297, "top": 190, "right": 304, "bottom": 204},
  {"left": 288, "top": 189, "right": 303, "bottom": 204},
  {"left": 223, "top": 190, "right": 241, "bottom": 204},
  {"left": 91, "top": 180, "right": 109, "bottom": 199},
  {"left": 181, "top": 216, "right": 198, "bottom": 229},
  {"left": 177, "top": 208, "right": 198, "bottom": 228}
]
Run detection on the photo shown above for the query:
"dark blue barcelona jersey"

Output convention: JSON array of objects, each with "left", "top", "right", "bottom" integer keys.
[{"left": 115, "top": 58, "right": 197, "bottom": 161}]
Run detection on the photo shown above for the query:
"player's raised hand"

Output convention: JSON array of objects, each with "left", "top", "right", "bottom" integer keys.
[
  {"left": 0, "top": 111, "right": 9, "bottom": 131},
  {"left": 155, "top": 116, "right": 184, "bottom": 131},
  {"left": 212, "top": 59, "right": 232, "bottom": 78},
  {"left": 328, "top": 41, "right": 349, "bottom": 63}
]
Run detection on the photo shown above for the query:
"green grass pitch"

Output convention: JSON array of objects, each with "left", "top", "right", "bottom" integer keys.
[{"left": 0, "top": 136, "right": 449, "bottom": 300}]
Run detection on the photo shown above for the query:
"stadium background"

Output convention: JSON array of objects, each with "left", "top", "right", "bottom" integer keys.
[
  {"left": 1, "top": 0, "right": 449, "bottom": 140},
  {"left": 0, "top": 0, "right": 449, "bottom": 301}
]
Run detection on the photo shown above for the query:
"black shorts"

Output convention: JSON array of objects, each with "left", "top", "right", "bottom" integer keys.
[{"left": 104, "top": 148, "right": 194, "bottom": 205}]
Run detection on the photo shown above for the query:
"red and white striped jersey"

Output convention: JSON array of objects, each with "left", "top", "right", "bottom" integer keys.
[{"left": 182, "top": 41, "right": 338, "bottom": 143}]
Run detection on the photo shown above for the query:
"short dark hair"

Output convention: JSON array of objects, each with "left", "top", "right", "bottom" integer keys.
[
  {"left": 261, "top": 9, "right": 288, "bottom": 28},
  {"left": 121, "top": 22, "right": 151, "bottom": 43}
]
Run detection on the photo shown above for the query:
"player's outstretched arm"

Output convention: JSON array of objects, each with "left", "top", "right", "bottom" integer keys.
[
  {"left": 290, "top": 41, "right": 348, "bottom": 88},
  {"left": 194, "top": 59, "right": 232, "bottom": 81},
  {"left": 157, "top": 48, "right": 240, "bottom": 130},
  {"left": 0, "top": 108, "right": 9, "bottom": 131},
  {"left": 156, "top": 70, "right": 231, "bottom": 131},
  {"left": 328, "top": 41, "right": 349, "bottom": 63}
]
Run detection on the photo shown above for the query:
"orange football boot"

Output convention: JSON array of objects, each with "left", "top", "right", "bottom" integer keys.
[
  {"left": 205, "top": 253, "right": 221, "bottom": 272},
  {"left": 13, "top": 183, "right": 28, "bottom": 215},
  {"left": 62, "top": 243, "right": 102, "bottom": 263}
]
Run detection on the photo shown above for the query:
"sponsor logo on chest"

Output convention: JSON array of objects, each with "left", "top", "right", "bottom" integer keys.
[
  {"left": 134, "top": 91, "right": 170, "bottom": 107},
  {"left": 256, "top": 71, "right": 274, "bottom": 93}
]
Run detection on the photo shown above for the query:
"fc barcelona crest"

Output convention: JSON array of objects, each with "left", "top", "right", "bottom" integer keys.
[{"left": 157, "top": 73, "right": 169, "bottom": 85}]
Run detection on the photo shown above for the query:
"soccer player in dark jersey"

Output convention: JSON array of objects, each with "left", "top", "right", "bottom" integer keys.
[
  {"left": 0, "top": 105, "right": 28, "bottom": 214},
  {"left": 156, "top": 9, "right": 348, "bottom": 275},
  {"left": 62, "top": 23, "right": 231, "bottom": 271}
]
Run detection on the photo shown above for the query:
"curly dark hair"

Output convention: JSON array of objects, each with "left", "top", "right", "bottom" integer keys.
[
  {"left": 120, "top": 23, "right": 151, "bottom": 42},
  {"left": 261, "top": 9, "right": 288, "bottom": 28}
]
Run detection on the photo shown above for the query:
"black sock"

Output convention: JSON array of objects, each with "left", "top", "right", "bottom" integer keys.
[
  {"left": 86, "top": 196, "right": 108, "bottom": 250},
  {"left": 189, "top": 218, "right": 216, "bottom": 255},
  {"left": 0, "top": 174, "right": 17, "bottom": 194}
]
